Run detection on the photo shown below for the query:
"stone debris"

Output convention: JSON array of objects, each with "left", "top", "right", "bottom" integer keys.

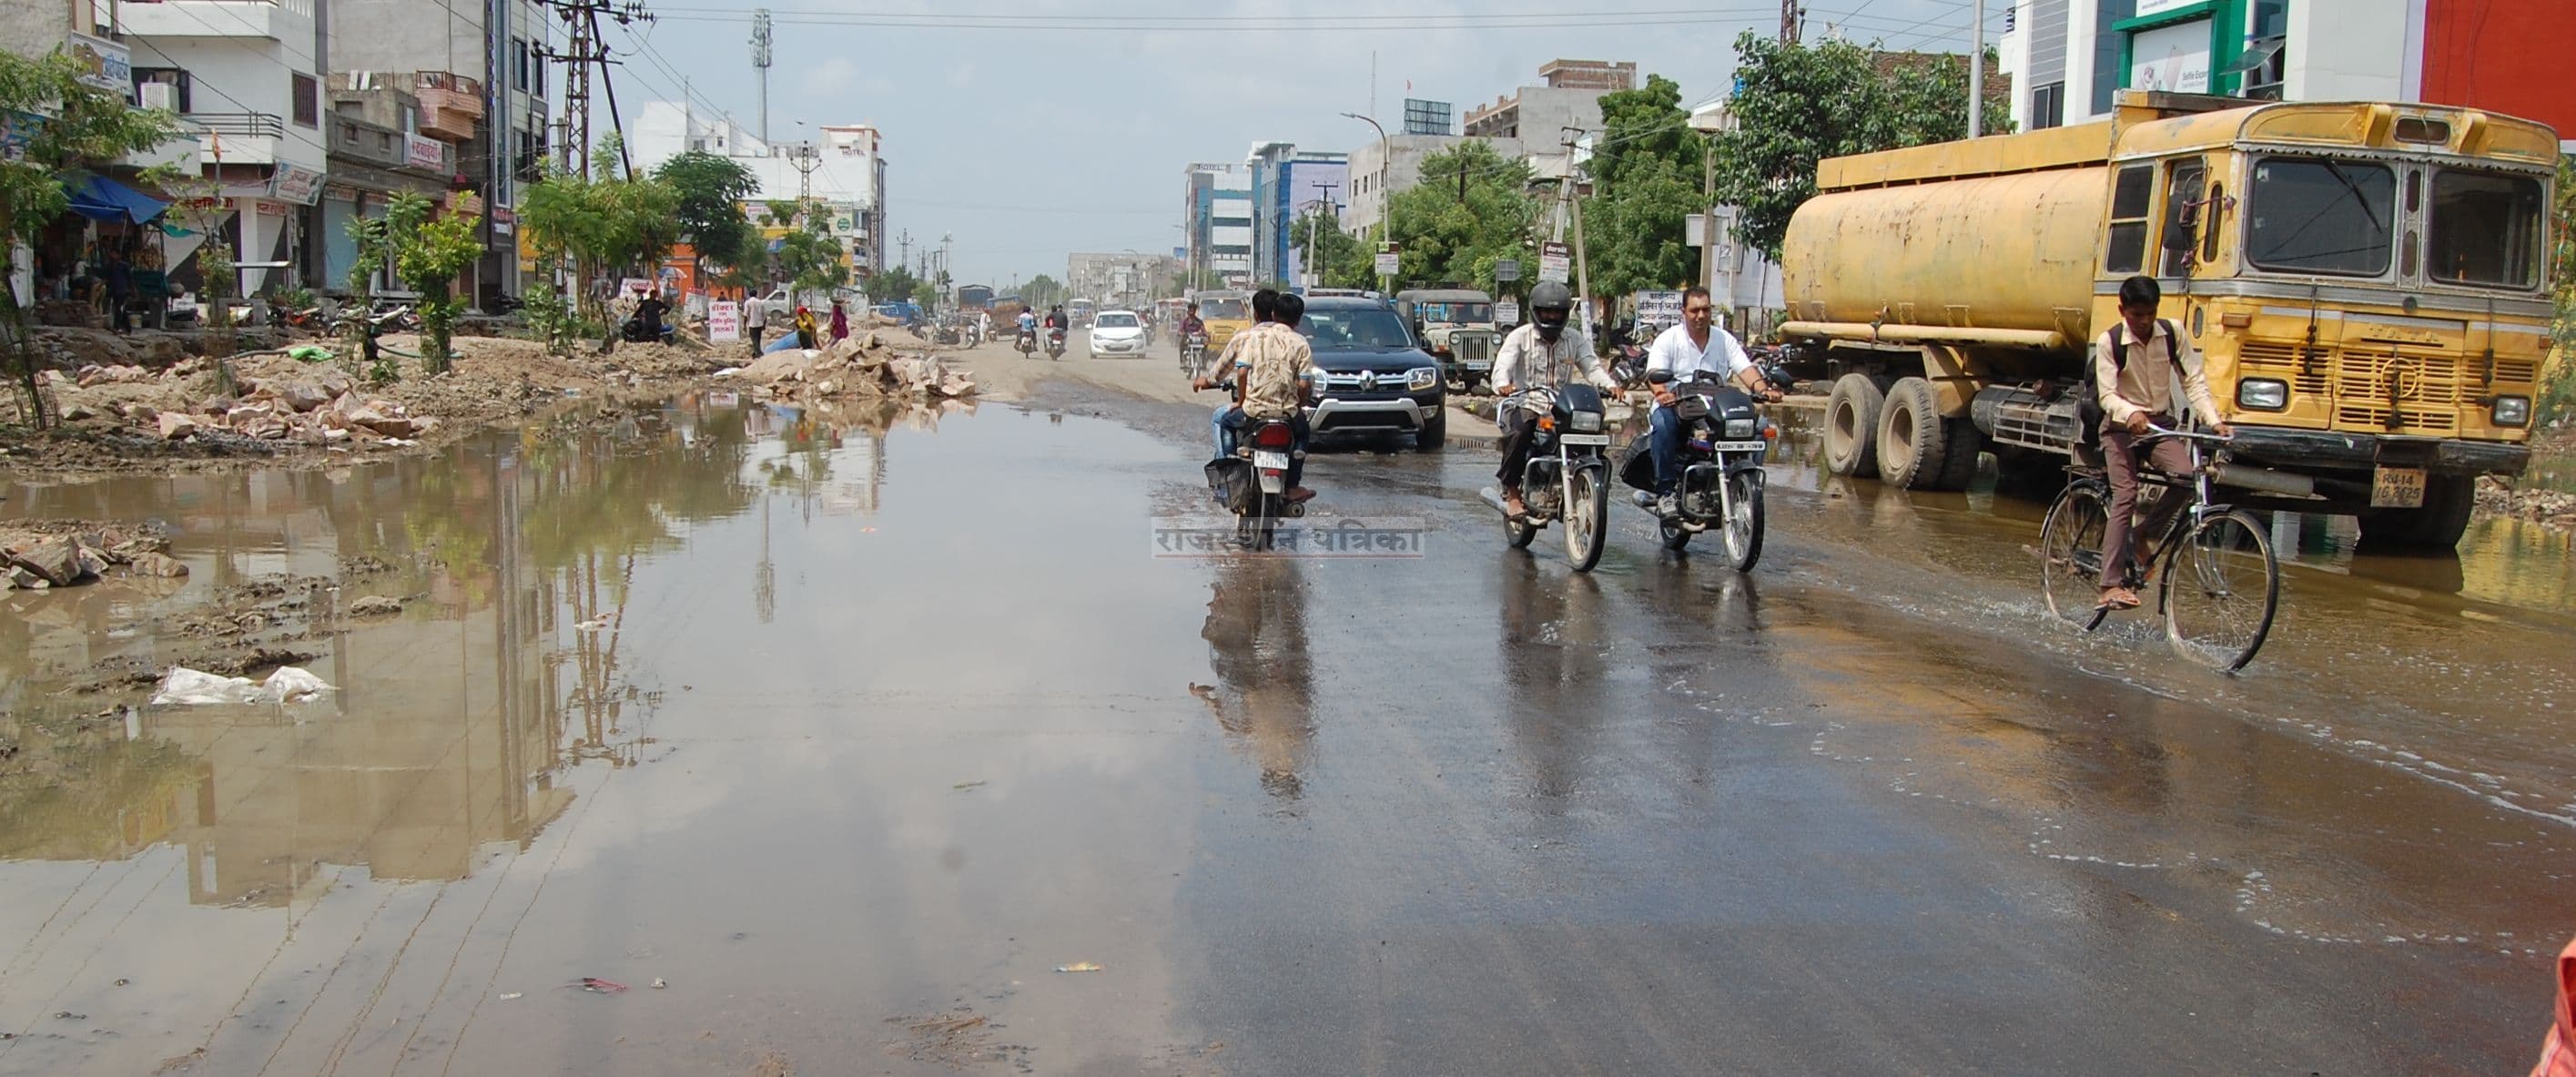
[
  {"left": 729, "top": 334, "right": 979, "bottom": 404},
  {"left": 347, "top": 595, "right": 404, "bottom": 617},
  {"left": 2477, "top": 475, "right": 2576, "bottom": 529},
  {"left": 3, "top": 524, "right": 184, "bottom": 590}
]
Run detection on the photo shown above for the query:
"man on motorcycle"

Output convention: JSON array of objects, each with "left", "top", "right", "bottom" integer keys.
[
  {"left": 1179, "top": 302, "right": 1206, "bottom": 352},
  {"left": 1645, "top": 287, "right": 1779, "bottom": 516},
  {"left": 1204, "top": 292, "right": 1319, "bottom": 502},
  {"left": 1017, "top": 306, "right": 1038, "bottom": 345},
  {"left": 1195, "top": 290, "right": 1283, "bottom": 458},
  {"left": 1492, "top": 280, "right": 1618, "bottom": 518}
]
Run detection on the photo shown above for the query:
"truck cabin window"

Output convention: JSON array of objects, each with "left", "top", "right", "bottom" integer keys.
[
  {"left": 2104, "top": 164, "right": 2155, "bottom": 274},
  {"left": 2247, "top": 158, "right": 2395, "bottom": 277},
  {"left": 2162, "top": 161, "right": 2206, "bottom": 277},
  {"left": 2428, "top": 169, "right": 2544, "bottom": 290},
  {"left": 1421, "top": 302, "right": 1492, "bottom": 323},
  {"left": 1199, "top": 298, "right": 1247, "bottom": 320}
]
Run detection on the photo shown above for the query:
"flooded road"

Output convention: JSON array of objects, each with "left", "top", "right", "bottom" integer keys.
[{"left": 2, "top": 362, "right": 2571, "bottom": 1074}]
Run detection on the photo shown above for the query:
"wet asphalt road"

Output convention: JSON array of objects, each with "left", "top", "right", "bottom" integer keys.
[{"left": 2, "top": 341, "right": 2572, "bottom": 1074}]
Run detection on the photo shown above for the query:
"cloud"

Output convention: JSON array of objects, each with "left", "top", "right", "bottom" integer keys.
[
  {"left": 796, "top": 56, "right": 857, "bottom": 97},
  {"left": 948, "top": 62, "right": 977, "bottom": 88}
]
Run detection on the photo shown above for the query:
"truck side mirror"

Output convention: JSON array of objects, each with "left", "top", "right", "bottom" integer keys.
[{"left": 2162, "top": 218, "right": 2195, "bottom": 254}]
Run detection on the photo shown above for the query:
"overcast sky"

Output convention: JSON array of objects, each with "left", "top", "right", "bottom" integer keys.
[{"left": 607, "top": 0, "right": 1997, "bottom": 289}]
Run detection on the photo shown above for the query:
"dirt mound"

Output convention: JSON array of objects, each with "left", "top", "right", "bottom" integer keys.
[{"left": 728, "top": 331, "right": 978, "bottom": 403}]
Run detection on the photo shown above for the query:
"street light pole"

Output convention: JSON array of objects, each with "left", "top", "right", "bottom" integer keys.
[
  {"left": 1968, "top": 0, "right": 1984, "bottom": 138},
  {"left": 1341, "top": 111, "right": 1390, "bottom": 295}
]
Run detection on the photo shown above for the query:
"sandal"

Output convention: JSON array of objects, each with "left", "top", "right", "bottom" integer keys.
[{"left": 2095, "top": 586, "right": 2142, "bottom": 610}]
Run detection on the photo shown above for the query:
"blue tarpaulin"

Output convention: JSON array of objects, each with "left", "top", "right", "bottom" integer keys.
[{"left": 65, "top": 175, "right": 169, "bottom": 225}]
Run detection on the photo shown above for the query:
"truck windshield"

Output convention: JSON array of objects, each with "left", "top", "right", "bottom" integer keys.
[
  {"left": 1200, "top": 299, "right": 1247, "bottom": 320},
  {"left": 2428, "top": 168, "right": 2546, "bottom": 290},
  {"left": 1421, "top": 302, "right": 1492, "bottom": 323},
  {"left": 2247, "top": 158, "right": 2396, "bottom": 277},
  {"left": 1301, "top": 309, "right": 1415, "bottom": 351}
]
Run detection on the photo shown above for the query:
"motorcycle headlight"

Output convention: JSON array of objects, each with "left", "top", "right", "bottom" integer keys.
[
  {"left": 2493, "top": 394, "right": 2532, "bottom": 427},
  {"left": 2237, "top": 378, "right": 2289, "bottom": 411},
  {"left": 1407, "top": 367, "right": 1439, "bottom": 391},
  {"left": 1569, "top": 411, "right": 1603, "bottom": 433},
  {"left": 1724, "top": 417, "right": 1757, "bottom": 438}
]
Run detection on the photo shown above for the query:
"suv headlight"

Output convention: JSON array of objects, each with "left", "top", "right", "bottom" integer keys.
[
  {"left": 1724, "top": 417, "right": 1757, "bottom": 438},
  {"left": 1406, "top": 367, "right": 1439, "bottom": 391},
  {"left": 1569, "top": 411, "right": 1604, "bottom": 432},
  {"left": 2237, "top": 378, "right": 2289, "bottom": 411},
  {"left": 2493, "top": 395, "right": 2532, "bottom": 427}
]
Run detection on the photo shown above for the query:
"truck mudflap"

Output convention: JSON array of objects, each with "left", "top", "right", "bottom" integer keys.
[{"left": 2225, "top": 427, "right": 2529, "bottom": 478}]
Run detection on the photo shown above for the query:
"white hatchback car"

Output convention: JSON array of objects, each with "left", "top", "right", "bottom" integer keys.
[{"left": 1086, "top": 310, "right": 1148, "bottom": 358}]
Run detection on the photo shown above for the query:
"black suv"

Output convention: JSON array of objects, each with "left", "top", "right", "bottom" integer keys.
[{"left": 1294, "top": 295, "right": 1446, "bottom": 451}]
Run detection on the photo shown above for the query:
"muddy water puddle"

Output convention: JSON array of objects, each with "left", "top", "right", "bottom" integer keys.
[{"left": 0, "top": 392, "right": 1236, "bottom": 1074}]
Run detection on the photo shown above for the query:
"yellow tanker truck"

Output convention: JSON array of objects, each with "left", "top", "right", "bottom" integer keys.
[{"left": 1780, "top": 90, "right": 2556, "bottom": 550}]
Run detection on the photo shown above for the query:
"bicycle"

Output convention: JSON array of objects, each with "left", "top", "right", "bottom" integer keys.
[{"left": 2035, "top": 425, "right": 2280, "bottom": 673}]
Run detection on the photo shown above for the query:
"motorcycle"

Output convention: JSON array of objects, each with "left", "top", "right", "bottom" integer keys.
[
  {"left": 620, "top": 314, "right": 675, "bottom": 344},
  {"left": 1179, "top": 331, "right": 1209, "bottom": 378},
  {"left": 1624, "top": 370, "right": 1777, "bottom": 570},
  {"left": 1017, "top": 327, "right": 1038, "bottom": 356},
  {"left": 1487, "top": 383, "right": 1615, "bottom": 572},
  {"left": 370, "top": 300, "right": 422, "bottom": 332},
  {"left": 1045, "top": 325, "right": 1068, "bottom": 361},
  {"left": 1202, "top": 416, "right": 1308, "bottom": 550}
]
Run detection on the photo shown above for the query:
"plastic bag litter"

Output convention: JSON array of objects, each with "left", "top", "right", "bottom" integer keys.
[
  {"left": 150, "top": 666, "right": 335, "bottom": 706},
  {"left": 287, "top": 344, "right": 335, "bottom": 363}
]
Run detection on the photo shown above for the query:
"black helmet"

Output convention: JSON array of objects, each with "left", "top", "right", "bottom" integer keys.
[{"left": 1529, "top": 280, "right": 1574, "bottom": 312}]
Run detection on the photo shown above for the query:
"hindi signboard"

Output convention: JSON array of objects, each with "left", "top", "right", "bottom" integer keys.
[
  {"left": 1374, "top": 250, "right": 1400, "bottom": 277},
  {"left": 706, "top": 300, "right": 741, "bottom": 342},
  {"left": 1495, "top": 299, "right": 1520, "bottom": 326},
  {"left": 1538, "top": 241, "right": 1570, "bottom": 284},
  {"left": 1635, "top": 290, "right": 1684, "bottom": 326},
  {"left": 66, "top": 34, "right": 131, "bottom": 97}
]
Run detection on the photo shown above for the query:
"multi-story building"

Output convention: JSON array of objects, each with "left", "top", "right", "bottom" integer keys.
[
  {"left": 1245, "top": 142, "right": 1347, "bottom": 288},
  {"left": 1462, "top": 59, "right": 1635, "bottom": 141},
  {"left": 1066, "top": 252, "right": 1176, "bottom": 309},
  {"left": 330, "top": 0, "right": 553, "bottom": 305},
  {"left": 117, "top": 0, "right": 334, "bottom": 296},
  {"left": 1342, "top": 134, "right": 1526, "bottom": 239},
  {"left": 1999, "top": 0, "right": 2576, "bottom": 140},
  {"left": 1182, "top": 162, "right": 1253, "bottom": 289},
  {"left": 321, "top": 75, "right": 463, "bottom": 291},
  {"left": 627, "top": 103, "right": 885, "bottom": 278}
]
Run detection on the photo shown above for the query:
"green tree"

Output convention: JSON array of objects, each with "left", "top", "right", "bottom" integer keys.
[
  {"left": 1020, "top": 273, "right": 1066, "bottom": 309},
  {"left": 871, "top": 265, "right": 922, "bottom": 307},
  {"left": 772, "top": 218, "right": 848, "bottom": 295},
  {"left": 518, "top": 137, "right": 680, "bottom": 321},
  {"left": 1581, "top": 74, "right": 1707, "bottom": 298},
  {"left": 1287, "top": 211, "right": 1372, "bottom": 290},
  {"left": 1375, "top": 139, "right": 1545, "bottom": 294},
  {"left": 0, "top": 47, "right": 185, "bottom": 425},
  {"left": 379, "top": 192, "right": 483, "bottom": 373},
  {"left": 1711, "top": 34, "right": 2013, "bottom": 259},
  {"left": 654, "top": 150, "right": 759, "bottom": 283},
  {"left": 2544, "top": 156, "right": 2576, "bottom": 424}
]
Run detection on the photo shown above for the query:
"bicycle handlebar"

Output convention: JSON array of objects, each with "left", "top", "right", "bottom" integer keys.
[{"left": 2139, "top": 425, "right": 2232, "bottom": 446}]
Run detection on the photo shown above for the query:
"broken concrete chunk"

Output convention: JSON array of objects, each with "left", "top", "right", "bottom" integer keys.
[
  {"left": 7, "top": 538, "right": 85, "bottom": 586},
  {"left": 158, "top": 412, "right": 198, "bottom": 440},
  {"left": 348, "top": 595, "right": 403, "bottom": 616},
  {"left": 127, "top": 552, "right": 189, "bottom": 578}
]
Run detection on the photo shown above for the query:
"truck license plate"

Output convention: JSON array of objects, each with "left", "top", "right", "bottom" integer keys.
[{"left": 2371, "top": 466, "right": 2426, "bottom": 509}]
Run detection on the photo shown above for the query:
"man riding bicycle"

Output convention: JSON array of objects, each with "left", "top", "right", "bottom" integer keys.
[{"left": 2094, "top": 274, "right": 2232, "bottom": 611}]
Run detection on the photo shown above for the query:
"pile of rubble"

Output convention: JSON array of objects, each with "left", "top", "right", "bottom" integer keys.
[
  {"left": 2476, "top": 475, "right": 2576, "bottom": 529},
  {"left": 47, "top": 359, "right": 439, "bottom": 450},
  {"left": 725, "top": 331, "right": 978, "bottom": 402},
  {"left": 4, "top": 523, "right": 188, "bottom": 591}
]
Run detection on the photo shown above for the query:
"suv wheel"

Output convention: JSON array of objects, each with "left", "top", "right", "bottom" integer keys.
[{"left": 1415, "top": 405, "right": 1447, "bottom": 451}]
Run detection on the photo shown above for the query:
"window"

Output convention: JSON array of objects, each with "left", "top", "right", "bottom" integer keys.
[
  {"left": 531, "top": 50, "right": 546, "bottom": 98},
  {"left": 512, "top": 37, "right": 529, "bottom": 91},
  {"left": 400, "top": 105, "right": 418, "bottom": 134},
  {"left": 2247, "top": 158, "right": 2395, "bottom": 277},
  {"left": 291, "top": 73, "right": 319, "bottom": 127},
  {"left": 2161, "top": 159, "right": 2204, "bottom": 277},
  {"left": 2428, "top": 169, "right": 2545, "bottom": 289},
  {"left": 133, "top": 67, "right": 190, "bottom": 112},
  {"left": 2103, "top": 164, "right": 2153, "bottom": 274},
  {"left": 1297, "top": 307, "right": 1415, "bottom": 351},
  {"left": 2030, "top": 83, "right": 2064, "bottom": 131}
]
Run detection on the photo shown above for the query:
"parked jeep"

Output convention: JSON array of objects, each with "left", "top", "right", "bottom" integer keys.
[{"left": 1394, "top": 288, "right": 1500, "bottom": 394}]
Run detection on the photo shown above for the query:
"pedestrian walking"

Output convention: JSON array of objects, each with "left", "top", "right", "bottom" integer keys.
[
  {"left": 828, "top": 300, "right": 849, "bottom": 343},
  {"left": 744, "top": 292, "right": 768, "bottom": 355},
  {"left": 103, "top": 247, "right": 133, "bottom": 334}
]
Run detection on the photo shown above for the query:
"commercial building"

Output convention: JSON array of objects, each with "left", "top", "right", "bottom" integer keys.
[
  {"left": 627, "top": 103, "right": 887, "bottom": 279},
  {"left": 1182, "top": 162, "right": 1253, "bottom": 289},
  {"left": 1342, "top": 135, "right": 1525, "bottom": 239},
  {"left": 1067, "top": 252, "right": 1176, "bottom": 309},
  {"left": 330, "top": 0, "right": 554, "bottom": 305},
  {"left": 1245, "top": 142, "right": 1347, "bottom": 288},
  {"left": 321, "top": 74, "right": 466, "bottom": 291},
  {"left": 1462, "top": 59, "right": 1635, "bottom": 141},
  {"left": 1999, "top": 0, "right": 2576, "bottom": 141}
]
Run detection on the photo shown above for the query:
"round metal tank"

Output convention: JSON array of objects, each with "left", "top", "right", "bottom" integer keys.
[{"left": 1780, "top": 168, "right": 2108, "bottom": 336}]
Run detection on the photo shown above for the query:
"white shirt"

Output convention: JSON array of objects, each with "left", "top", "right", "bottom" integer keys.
[
  {"left": 1646, "top": 322, "right": 1750, "bottom": 385},
  {"left": 743, "top": 300, "right": 766, "bottom": 328},
  {"left": 1494, "top": 325, "right": 1615, "bottom": 393}
]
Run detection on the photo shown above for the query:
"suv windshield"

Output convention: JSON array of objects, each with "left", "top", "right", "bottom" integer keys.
[
  {"left": 1200, "top": 299, "right": 1246, "bottom": 320},
  {"left": 1421, "top": 301, "right": 1493, "bottom": 323},
  {"left": 2247, "top": 158, "right": 2395, "bottom": 276},
  {"left": 1301, "top": 308, "right": 1416, "bottom": 351},
  {"left": 2429, "top": 168, "right": 2545, "bottom": 289}
]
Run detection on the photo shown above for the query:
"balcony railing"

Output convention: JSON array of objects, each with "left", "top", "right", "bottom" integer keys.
[{"left": 185, "top": 112, "right": 285, "bottom": 138}]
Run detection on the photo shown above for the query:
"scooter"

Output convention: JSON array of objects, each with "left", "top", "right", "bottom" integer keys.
[
  {"left": 1045, "top": 325, "right": 1068, "bottom": 361},
  {"left": 1485, "top": 383, "right": 1614, "bottom": 572},
  {"left": 1625, "top": 369, "right": 1776, "bottom": 569}
]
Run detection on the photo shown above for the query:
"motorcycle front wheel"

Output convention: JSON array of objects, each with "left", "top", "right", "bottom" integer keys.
[
  {"left": 1721, "top": 470, "right": 1764, "bottom": 572},
  {"left": 1565, "top": 463, "right": 1608, "bottom": 573}
]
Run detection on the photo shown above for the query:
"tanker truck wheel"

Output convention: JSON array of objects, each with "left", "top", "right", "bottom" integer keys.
[
  {"left": 1823, "top": 373, "right": 1887, "bottom": 480},
  {"left": 1874, "top": 377, "right": 1973, "bottom": 491}
]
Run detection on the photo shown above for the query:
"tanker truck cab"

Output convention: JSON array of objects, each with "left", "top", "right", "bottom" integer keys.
[{"left": 1778, "top": 91, "right": 2555, "bottom": 551}]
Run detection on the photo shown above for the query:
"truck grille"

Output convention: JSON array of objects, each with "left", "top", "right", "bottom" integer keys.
[
  {"left": 1450, "top": 332, "right": 1496, "bottom": 363},
  {"left": 2236, "top": 340, "right": 2534, "bottom": 434}
]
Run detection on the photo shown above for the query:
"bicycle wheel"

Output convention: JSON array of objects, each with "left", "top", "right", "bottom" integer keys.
[
  {"left": 2037, "top": 482, "right": 2112, "bottom": 632},
  {"left": 2161, "top": 510, "right": 2279, "bottom": 673}
]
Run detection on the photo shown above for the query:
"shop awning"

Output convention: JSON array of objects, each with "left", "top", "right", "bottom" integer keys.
[{"left": 65, "top": 175, "right": 169, "bottom": 225}]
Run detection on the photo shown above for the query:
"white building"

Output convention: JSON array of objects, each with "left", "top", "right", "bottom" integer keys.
[
  {"left": 1342, "top": 134, "right": 1525, "bottom": 238},
  {"left": 1182, "top": 162, "right": 1253, "bottom": 288},
  {"left": 119, "top": 0, "right": 333, "bottom": 295},
  {"left": 628, "top": 102, "right": 885, "bottom": 273}
]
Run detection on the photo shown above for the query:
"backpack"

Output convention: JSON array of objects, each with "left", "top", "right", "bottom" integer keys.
[{"left": 2077, "top": 318, "right": 2177, "bottom": 443}]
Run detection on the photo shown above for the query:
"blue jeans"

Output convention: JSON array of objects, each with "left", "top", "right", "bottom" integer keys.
[
  {"left": 1219, "top": 409, "right": 1309, "bottom": 488},
  {"left": 1648, "top": 405, "right": 1687, "bottom": 495}
]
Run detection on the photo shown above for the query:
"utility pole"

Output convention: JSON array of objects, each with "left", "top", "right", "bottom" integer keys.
[
  {"left": 1562, "top": 127, "right": 1594, "bottom": 338},
  {"left": 1780, "top": 0, "right": 1803, "bottom": 43},
  {"left": 1309, "top": 179, "right": 1339, "bottom": 289},
  {"left": 1967, "top": 0, "right": 1984, "bottom": 138},
  {"left": 535, "top": 0, "right": 649, "bottom": 178},
  {"left": 898, "top": 231, "right": 911, "bottom": 275},
  {"left": 750, "top": 9, "right": 772, "bottom": 144}
]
